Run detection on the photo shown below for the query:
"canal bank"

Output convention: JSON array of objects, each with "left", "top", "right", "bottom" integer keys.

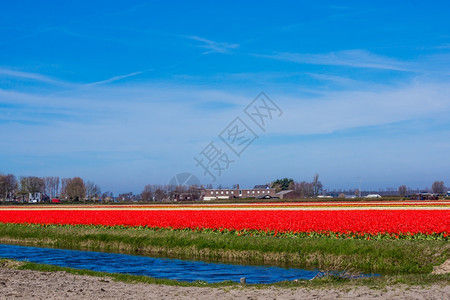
[
  {"left": 0, "top": 261, "right": 449, "bottom": 300},
  {"left": 0, "top": 223, "right": 447, "bottom": 275},
  {"left": 0, "top": 244, "right": 325, "bottom": 284}
]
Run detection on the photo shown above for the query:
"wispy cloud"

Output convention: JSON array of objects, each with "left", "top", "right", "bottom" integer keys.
[
  {"left": 185, "top": 36, "right": 239, "bottom": 54},
  {"left": 271, "top": 81, "right": 450, "bottom": 136},
  {"left": 0, "top": 68, "right": 68, "bottom": 85},
  {"left": 305, "top": 73, "right": 359, "bottom": 85},
  {"left": 1, "top": 76, "right": 450, "bottom": 191},
  {"left": 84, "top": 71, "right": 146, "bottom": 86},
  {"left": 257, "top": 50, "right": 411, "bottom": 71},
  {"left": 0, "top": 68, "right": 152, "bottom": 98}
]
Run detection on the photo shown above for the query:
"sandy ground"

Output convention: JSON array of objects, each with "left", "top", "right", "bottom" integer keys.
[
  {"left": 432, "top": 259, "right": 450, "bottom": 275},
  {"left": 0, "top": 267, "right": 448, "bottom": 300}
]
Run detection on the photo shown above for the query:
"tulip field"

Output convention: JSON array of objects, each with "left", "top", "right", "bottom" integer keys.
[
  {"left": 0, "top": 201, "right": 449, "bottom": 276},
  {"left": 0, "top": 201, "right": 448, "bottom": 240}
]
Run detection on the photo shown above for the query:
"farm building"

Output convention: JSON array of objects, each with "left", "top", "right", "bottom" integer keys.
[{"left": 201, "top": 184, "right": 276, "bottom": 200}]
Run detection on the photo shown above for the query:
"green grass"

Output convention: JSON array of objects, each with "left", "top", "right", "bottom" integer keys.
[{"left": 0, "top": 223, "right": 448, "bottom": 275}]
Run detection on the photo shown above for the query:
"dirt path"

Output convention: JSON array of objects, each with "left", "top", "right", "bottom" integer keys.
[{"left": 0, "top": 267, "right": 448, "bottom": 300}]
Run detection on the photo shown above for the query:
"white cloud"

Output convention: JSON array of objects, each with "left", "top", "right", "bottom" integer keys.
[
  {"left": 257, "top": 49, "right": 411, "bottom": 71},
  {"left": 84, "top": 70, "right": 146, "bottom": 86},
  {"left": 2, "top": 77, "right": 449, "bottom": 155},
  {"left": 185, "top": 36, "right": 239, "bottom": 54},
  {"left": 2, "top": 72, "right": 450, "bottom": 191},
  {"left": 0, "top": 68, "right": 68, "bottom": 85},
  {"left": 304, "top": 72, "right": 359, "bottom": 85},
  {"left": 270, "top": 81, "right": 450, "bottom": 136}
]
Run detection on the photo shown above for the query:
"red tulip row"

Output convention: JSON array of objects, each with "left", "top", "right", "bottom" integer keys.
[
  {"left": 0, "top": 209, "right": 448, "bottom": 237},
  {"left": 2, "top": 201, "right": 448, "bottom": 210}
]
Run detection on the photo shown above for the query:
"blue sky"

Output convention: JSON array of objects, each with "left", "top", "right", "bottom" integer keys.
[{"left": 1, "top": 1, "right": 450, "bottom": 194}]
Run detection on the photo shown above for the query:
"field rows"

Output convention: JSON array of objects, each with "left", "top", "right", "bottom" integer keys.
[
  {"left": 0, "top": 209, "right": 448, "bottom": 236},
  {"left": 0, "top": 201, "right": 449, "bottom": 211}
]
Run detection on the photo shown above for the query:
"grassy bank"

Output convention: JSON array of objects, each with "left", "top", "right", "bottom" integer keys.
[
  {"left": 0, "top": 223, "right": 448, "bottom": 275},
  {"left": 1, "top": 258, "right": 449, "bottom": 288}
]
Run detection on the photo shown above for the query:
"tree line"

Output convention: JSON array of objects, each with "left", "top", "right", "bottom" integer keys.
[
  {"left": 140, "top": 184, "right": 202, "bottom": 202},
  {"left": 1, "top": 172, "right": 447, "bottom": 203},
  {"left": 398, "top": 181, "right": 447, "bottom": 198},
  {"left": 0, "top": 174, "right": 104, "bottom": 202},
  {"left": 270, "top": 175, "right": 448, "bottom": 198}
]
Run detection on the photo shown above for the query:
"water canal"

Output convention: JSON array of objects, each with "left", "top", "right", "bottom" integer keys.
[{"left": 0, "top": 244, "right": 320, "bottom": 284}]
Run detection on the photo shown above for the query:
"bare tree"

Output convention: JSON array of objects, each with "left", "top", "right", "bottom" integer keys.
[
  {"left": 154, "top": 188, "right": 168, "bottom": 201},
  {"left": 272, "top": 183, "right": 282, "bottom": 193},
  {"left": 118, "top": 192, "right": 134, "bottom": 202},
  {"left": 141, "top": 184, "right": 172, "bottom": 201},
  {"left": 20, "top": 176, "right": 45, "bottom": 194},
  {"left": 294, "top": 181, "right": 313, "bottom": 198},
  {"left": 60, "top": 178, "right": 70, "bottom": 199},
  {"left": 140, "top": 184, "right": 153, "bottom": 202},
  {"left": 354, "top": 189, "right": 360, "bottom": 197},
  {"left": 398, "top": 185, "right": 407, "bottom": 197},
  {"left": 101, "top": 191, "right": 113, "bottom": 202},
  {"left": 169, "top": 184, "right": 201, "bottom": 201},
  {"left": 0, "top": 174, "right": 18, "bottom": 202},
  {"left": 44, "top": 177, "right": 51, "bottom": 198},
  {"left": 44, "top": 176, "right": 60, "bottom": 199},
  {"left": 0, "top": 175, "right": 5, "bottom": 202},
  {"left": 312, "top": 174, "right": 323, "bottom": 197},
  {"left": 431, "top": 181, "right": 445, "bottom": 194},
  {"left": 18, "top": 176, "right": 45, "bottom": 202},
  {"left": 62, "top": 177, "right": 86, "bottom": 201},
  {"left": 85, "top": 181, "right": 101, "bottom": 201}
]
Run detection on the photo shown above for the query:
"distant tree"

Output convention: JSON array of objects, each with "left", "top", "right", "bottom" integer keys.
[
  {"left": 206, "top": 184, "right": 213, "bottom": 189},
  {"left": 154, "top": 189, "right": 167, "bottom": 201},
  {"left": 20, "top": 176, "right": 45, "bottom": 195},
  {"left": 354, "top": 189, "right": 360, "bottom": 197},
  {"left": 271, "top": 178, "right": 294, "bottom": 192},
  {"left": 118, "top": 192, "right": 133, "bottom": 202},
  {"left": 62, "top": 177, "right": 86, "bottom": 201},
  {"left": 338, "top": 193, "right": 346, "bottom": 198},
  {"left": 294, "top": 181, "right": 313, "bottom": 198},
  {"left": 312, "top": 174, "right": 323, "bottom": 197},
  {"left": 187, "top": 185, "right": 201, "bottom": 200},
  {"left": 272, "top": 183, "right": 282, "bottom": 193},
  {"left": 0, "top": 175, "right": 6, "bottom": 201},
  {"left": 85, "top": 181, "right": 101, "bottom": 201},
  {"left": 0, "top": 174, "right": 18, "bottom": 202},
  {"left": 141, "top": 184, "right": 153, "bottom": 202},
  {"left": 398, "top": 185, "right": 407, "bottom": 197},
  {"left": 101, "top": 191, "right": 113, "bottom": 202},
  {"left": 44, "top": 176, "right": 60, "bottom": 199},
  {"left": 60, "top": 178, "right": 70, "bottom": 199},
  {"left": 431, "top": 181, "right": 445, "bottom": 194}
]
